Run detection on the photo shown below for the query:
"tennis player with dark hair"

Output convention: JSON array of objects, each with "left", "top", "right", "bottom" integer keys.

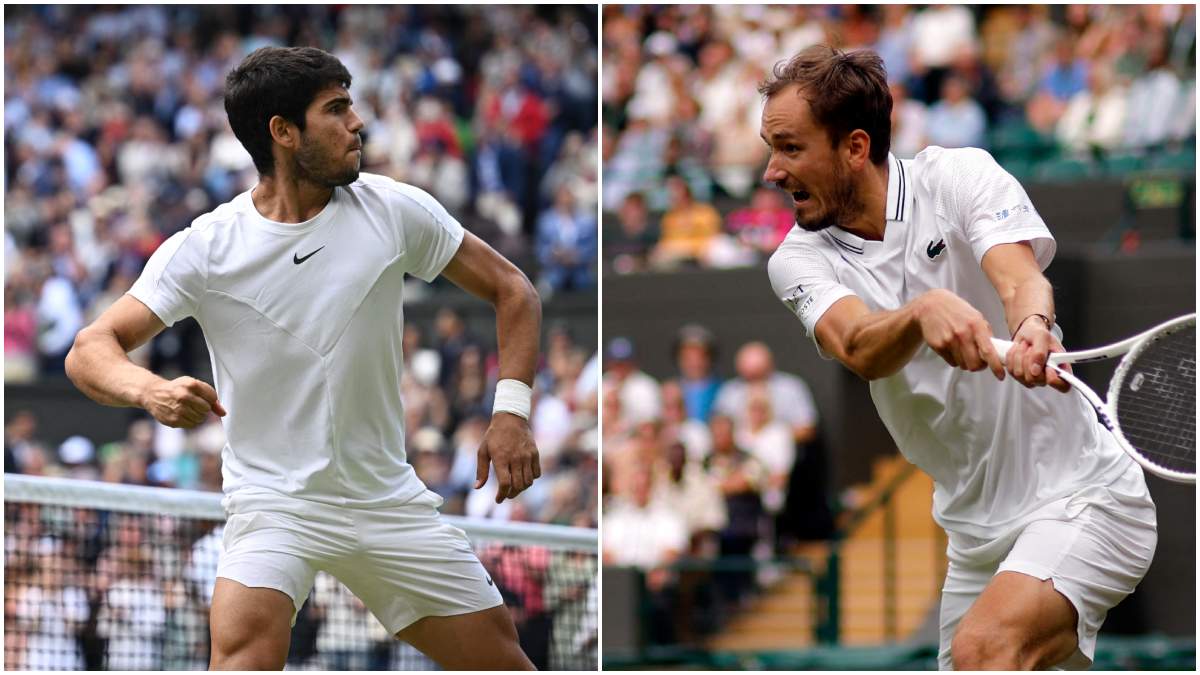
[
  {"left": 762, "top": 46, "right": 1156, "bottom": 670},
  {"left": 66, "top": 46, "right": 540, "bottom": 670}
]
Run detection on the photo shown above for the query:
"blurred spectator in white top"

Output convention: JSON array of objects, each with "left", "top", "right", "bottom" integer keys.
[
  {"left": 733, "top": 388, "right": 795, "bottom": 515},
  {"left": 927, "top": 74, "right": 987, "bottom": 149},
  {"left": 890, "top": 81, "right": 929, "bottom": 159},
  {"left": 602, "top": 337, "right": 662, "bottom": 426},
  {"left": 715, "top": 342, "right": 818, "bottom": 445},
  {"left": 1057, "top": 62, "right": 1128, "bottom": 155},
  {"left": 912, "top": 5, "right": 976, "bottom": 72},
  {"left": 1123, "top": 31, "right": 1188, "bottom": 149},
  {"left": 602, "top": 469, "right": 687, "bottom": 585},
  {"left": 653, "top": 441, "right": 726, "bottom": 555}
]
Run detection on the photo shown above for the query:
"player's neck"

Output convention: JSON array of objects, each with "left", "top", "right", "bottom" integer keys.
[
  {"left": 251, "top": 173, "right": 335, "bottom": 224},
  {"left": 836, "top": 162, "right": 889, "bottom": 242}
]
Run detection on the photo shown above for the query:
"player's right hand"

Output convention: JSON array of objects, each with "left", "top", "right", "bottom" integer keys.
[
  {"left": 142, "top": 376, "right": 227, "bottom": 428},
  {"left": 916, "top": 289, "right": 1006, "bottom": 380}
]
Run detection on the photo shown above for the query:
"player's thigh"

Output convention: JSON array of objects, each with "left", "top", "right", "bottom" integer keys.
[
  {"left": 329, "top": 493, "right": 505, "bottom": 634},
  {"left": 952, "top": 570, "right": 1078, "bottom": 670},
  {"left": 209, "top": 578, "right": 296, "bottom": 670},
  {"left": 937, "top": 557, "right": 994, "bottom": 670},
  {"left": 211, "top": 510, "right": 326, "bottom": 668},
  {"left": 397, "top": 604, "right": 533, "bottom": 671},
  {"left": 955, "top": 503, "right": 1156, "bottom": 670}
]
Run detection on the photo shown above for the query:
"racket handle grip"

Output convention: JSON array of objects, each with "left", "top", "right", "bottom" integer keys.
[{"left": 989, "top": 337, "right": 1068, "bottom": 365}]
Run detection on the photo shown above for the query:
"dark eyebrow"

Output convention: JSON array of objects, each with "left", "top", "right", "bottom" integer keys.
[{"left": 324, "top": 96, "right": 353, "bottom": 110}]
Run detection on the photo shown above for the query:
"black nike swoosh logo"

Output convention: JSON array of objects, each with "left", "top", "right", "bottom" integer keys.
[
  {"left": 926, "top": 239, "right": 946, "bottom": 259},
  {"left": 293, "top": 246, "right": 325, "bottom": 265},
  {"left": 486, "top": 576, "right": 494, "bottom": 586}
]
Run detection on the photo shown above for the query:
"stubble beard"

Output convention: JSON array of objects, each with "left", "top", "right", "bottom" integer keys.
[
  {"left": 294, "top": 133, "right": 360, "bottom": 188},
  {"left": 794, "top": 161, "right": 865, "bottom": 233}
]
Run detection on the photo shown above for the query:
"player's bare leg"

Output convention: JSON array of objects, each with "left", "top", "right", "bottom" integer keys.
[
  {"left": 208, "top": 578, "right": 294, "bottom": 670},
  {"left": 950, "top": 571, "right": 1079, "bottom": 670},
  {"left": 397, "top": 605, "right": 534, "bottom": 670}
]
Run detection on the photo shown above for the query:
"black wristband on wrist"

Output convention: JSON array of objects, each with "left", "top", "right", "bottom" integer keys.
[{"left": 1013, "top": 313, "right": 1053, "bottom": 338}]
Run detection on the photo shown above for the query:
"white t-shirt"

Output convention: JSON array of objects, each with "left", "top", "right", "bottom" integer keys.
[
  {"left": 130, "top": 173, "right": 464, "bottom": 514},
  {"left": 768, "top": 148, "right": 1134, "bottom": 541}
]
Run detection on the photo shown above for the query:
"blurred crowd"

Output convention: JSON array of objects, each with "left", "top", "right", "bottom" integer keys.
[
  {"left": 4, "top": 500, "right": 597, "bottom": 671},
  {"left": 5, "top": 4, "right": 598, "bottom": 383},
  {"left": 603, "top": 4, "right": 1196, "bottom": 273},
  {"left": 600, "top": 326, "right": 832, "bottom": 644}
]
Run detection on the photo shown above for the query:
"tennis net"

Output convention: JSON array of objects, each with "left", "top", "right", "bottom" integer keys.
[{"left": 4, "top": 474, "right": 598, "bottom": 671}]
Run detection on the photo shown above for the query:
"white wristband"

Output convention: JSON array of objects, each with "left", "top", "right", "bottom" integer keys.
[{"left": 492, "top": 379, "right": 532, "bottom": 420}]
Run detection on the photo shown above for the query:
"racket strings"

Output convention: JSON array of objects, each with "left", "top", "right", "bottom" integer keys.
[{"left": 1114, "top": 324, "right": 1196, "bottom": 474}]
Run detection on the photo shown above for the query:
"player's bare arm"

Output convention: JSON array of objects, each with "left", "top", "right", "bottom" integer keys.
[
  {"left": 981, "top": 242, "right": 1071, "bottom": 392},
  {"left": 441, "top": 231, "right": 543, "bottom": 503},
  {"left": 815, "top": 290, "right": 1005, "bottom": 381},
  {"left": 65, "top": 295, "right": 227, "bottom": 428}
]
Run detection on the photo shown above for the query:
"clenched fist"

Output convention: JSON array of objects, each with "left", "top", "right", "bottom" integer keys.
[{"left": 142, "top": 376, "right": 227, "bottom": 428}]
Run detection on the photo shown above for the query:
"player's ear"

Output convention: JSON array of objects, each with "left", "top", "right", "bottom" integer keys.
[
  {"left": 268, "top": 115, "right": 298, "bottom": 150},
  {"left": 845, "top": 129, "right": 871, "bottom": 170}
]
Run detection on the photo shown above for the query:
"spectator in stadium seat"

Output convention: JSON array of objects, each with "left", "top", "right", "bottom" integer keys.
[
  {"left": 602, "top": 337, "right": 662, "bottom": 426},
  {"left": 703, "top": 413, "right": 767, "bottom": 604},
  {"left": 96, "top": 534, "right": 167, "bottom": 670},
  {"left": 662, "top": 380, "right": 711, "bottom": 464},
  {"left": 714, "top": 342, "right": 818, "bottom": 445},
  {"left": 1123, "top": 32, "right": 1186, "bottom": 149},
  {"left": 312, "top": 573, "right": 388, "bottom": 671},
  {"left": 34, "top": 261, "right": 84, "bottom": 375},
  {"left": 602, "top": 468, "right": 687, "bottom": 585},
  {"left": 725, "top": 186, "right": 795, "bottom": 256},
  {"left": 10, "top": 546, "right": 89, "bottom": 671},
  {"left": 889, "top": 80, "right": 930, "bottom": 159},
  {"left": 433, "top": 307, "right": 479, "bottom": 389},
  {"left": 669, "top": 323, "right": 723, "bottom": 425},
  {"left": 909, "top": 4, "right": 977, "bottom": 103},
  {"left": 650, "top": 175, "right": 722, "bottom": 268},
  {"left": 4, "top": 274, "right": 39, "bottom": 383},
  {"left": 926, "top": 74, "right": 988, "bottom": 149},
  {"left": 4, "top": 410, "right": 41, "bottom": 474},
  {"left": 545, "top": 549, "right": 599, "bottom": 670},
  {"left": 734, "top": 388, "right": 795, "bottom": 517},
  {"left": 536, "top": 185, "right": 597, "bottom": 294},
  {"left": 604, "top": 192, "right": 658, "bottom": 275},
  {"left": 1026, "top": 36, "right": 1089, "bottom": 133},
  {"left": 653, "top": 440, "right": 726, "bottom": 553},
  {"left": 1056, "top": 62, "right": 1128, "bottom": 155}
]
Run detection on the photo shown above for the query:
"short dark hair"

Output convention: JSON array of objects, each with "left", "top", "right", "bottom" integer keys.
[
  {"left": 758, "top": 45, "right": 892, "bottom": 165},
  {"left": 224, "top": 46, "right": 353, "bottom": 176}
]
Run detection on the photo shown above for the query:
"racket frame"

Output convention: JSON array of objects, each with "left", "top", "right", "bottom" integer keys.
[{"left": 991, "top": 313, "right": 1196, "bottom": 484}]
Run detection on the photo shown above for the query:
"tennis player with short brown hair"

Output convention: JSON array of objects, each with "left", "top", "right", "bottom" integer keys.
[{"left": 763, "top": 45, "right": 1156, "bottom": 670}]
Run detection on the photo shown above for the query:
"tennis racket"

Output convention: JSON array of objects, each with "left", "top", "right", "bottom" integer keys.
[{"left": 991, "top": 313, "right": 1196, "bottom": 484}]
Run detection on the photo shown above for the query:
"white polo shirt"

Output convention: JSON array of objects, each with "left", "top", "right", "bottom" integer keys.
[
  {"left": 768, "top": 148, "right": 1134, "bottom": 541},
  {"left": 130, "top": 173, "right": 464, "bottom": 514}
]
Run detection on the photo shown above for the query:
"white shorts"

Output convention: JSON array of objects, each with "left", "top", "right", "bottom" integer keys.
[
  {"left": 937, "top": 465, "right": 1157, "bottom": 670},
  {"left": 215, "top": 489, "right": 503, "bottom": 634}
]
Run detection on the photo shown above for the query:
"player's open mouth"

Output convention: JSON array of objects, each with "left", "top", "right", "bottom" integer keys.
[{"left": 792, "top": 190, "right": 810, "bottom": 203}]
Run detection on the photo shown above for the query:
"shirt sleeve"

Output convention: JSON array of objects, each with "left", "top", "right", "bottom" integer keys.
[
  {"left": 127, "top": 229, "right": 206, "bottom": 327},
  {"left": 767, "top": 238, "right": 855, "bottom": 359},
  {"left": 391, "top": 182, "right": 466, "bottom": 282},
  {"left": 929, "top": 147, "right": 1056, "bottom": 270}
]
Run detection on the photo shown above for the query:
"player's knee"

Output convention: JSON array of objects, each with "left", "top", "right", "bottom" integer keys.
[{"left": 950, "top": 623, "right": 1023, "bottom": 670}]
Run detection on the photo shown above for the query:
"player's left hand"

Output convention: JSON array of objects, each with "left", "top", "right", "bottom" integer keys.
[
  {"left": 476, "top": 413, "right": 541, "bottom": 503},
  {"left": 1006, "top": 319, "right": 1072, "bottom": 393}
]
